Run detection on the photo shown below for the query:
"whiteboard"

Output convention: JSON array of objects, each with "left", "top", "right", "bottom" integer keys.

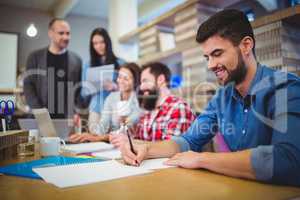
[{"left": 0, "top": 32, "right": 18, "bottom": 89}]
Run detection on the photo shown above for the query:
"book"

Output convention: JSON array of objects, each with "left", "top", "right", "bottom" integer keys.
[
  {"left": 0, "top": 156, "right": 102, "bottom": 179},
  {"left": 139, "top": 36, "right": 157, "bottom": 48},
  {"left": 158, "top": 32, "right": 176, "bottom": 52},
  {"left": 139, "top": 27, "right": 157, "bottom": 40},
  {"left": 33, "top": 160, "right": 151, "bottom": 188},
  {"left": 62, "top": 142, "right": 114, "bottom": 154},
  {"left": 32, "top": 158, "right": 174, "bottom": 188},
  {"left": 0, "top": 130, "right": 28, "bottom": 160},
  {"left": 92, "top": 149, "right": 122, "bottom": 159}
]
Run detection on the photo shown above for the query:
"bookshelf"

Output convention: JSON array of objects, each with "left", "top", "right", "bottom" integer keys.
[
  {"left": 119, "top": 0, "right": 242, "bottom": 43},
  {"left": 0, "top": 88, "right": 23, "bottom": 95},
  {"left": 121, "top": 4, "right": 300, "bottom": 65},
  {"left": 118, "top": 1, "right": 300, "bottom": 112}
]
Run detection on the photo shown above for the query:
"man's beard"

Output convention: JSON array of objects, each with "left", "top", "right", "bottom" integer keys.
[
  {"left": 137, "top": 88, "right": 159, "bottom": 111},
  {"left": 220, "top": 50, "right": 247, "bottom": 86}
]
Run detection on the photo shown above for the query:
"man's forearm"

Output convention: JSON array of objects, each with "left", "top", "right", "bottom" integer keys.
[
  {"left": 200, "top": 150, "right": 256, "bottom": 180},
  {"left": 146, "top": 140, "right": 181, "bottom": 159}
]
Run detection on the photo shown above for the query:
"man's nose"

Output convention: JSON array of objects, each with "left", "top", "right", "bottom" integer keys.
[
  {"left": 140, "top": 83, "right": 147, "bottom": 91},
  {"left": 63, "top": 34, "right": 70, "bottom": 40},
  {"left": 207, "top": 58, "right": 216, "bottom": 71}
]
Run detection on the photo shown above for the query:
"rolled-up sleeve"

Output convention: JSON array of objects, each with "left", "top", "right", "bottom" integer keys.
[
  {"left": 171, "top": 96, "right": 219, "bottom": 152},
  {"left": 171, "top": 136, "right": 191, "bottom": 152},
  {"left": 268, "top": 113, "right": 300, "bottom": 186},
  {"left": 251, "top": 145, "right": 274, "bottom": 181}
]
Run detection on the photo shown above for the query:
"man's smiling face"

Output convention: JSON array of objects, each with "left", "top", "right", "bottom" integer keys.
[{"left": 200, "top": 34, "right": 247, "bottom": 86}]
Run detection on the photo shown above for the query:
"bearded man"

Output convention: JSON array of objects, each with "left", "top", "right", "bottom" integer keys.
[{"left": 110, "top": 62, "right": 195, "bottom": 146}]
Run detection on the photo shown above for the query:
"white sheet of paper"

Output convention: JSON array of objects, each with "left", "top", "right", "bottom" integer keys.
[
  {"left": 33, "top": 160, "right": 152, "bottom": 188},
  {"left": 62, "top": 142, "right": 114, "bottom": 154},
  {"left": 139, "top": 158, "right": 175, "bottom": 170},
  {"left": 84, "top": 64, "right": 115, "bottom": 95},
  {"left": 92, "top": 149, "right": 122, "bottom": 159}
]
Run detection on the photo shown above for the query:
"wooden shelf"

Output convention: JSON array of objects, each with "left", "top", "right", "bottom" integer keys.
[
  {"left": 134, "top": 4, "right": 300, "bottom": 65},
  {"left": 119, "top": 0, "right": 242, "bottom": 43},
  {"left": 0, "top": 88, "right": 23, "bottom": 95},
  {"left": 251, "top": 4, "right": 300, "bottom": 28},
  {"left": 119, "top": 0, "right": 198, "bottom": 43},
  {"left": 138, "top": 40, "right": 199, "bottom": 65}
]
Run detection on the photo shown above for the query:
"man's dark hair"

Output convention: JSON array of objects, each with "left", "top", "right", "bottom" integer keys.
[
  {"left": 141, "top": 62, "right": 171, "bottom": 88},
  {"left": 48, "top": 18, "right": 66, "bottom": 29},
  {"left": 196, "top": 9, "right": 256, "bottom": 54}
]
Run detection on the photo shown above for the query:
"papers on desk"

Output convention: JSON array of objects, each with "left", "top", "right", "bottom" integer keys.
[
  {"left": 92, "top": 149, "right": 122, "bottom": 159},
  {"left": 140, "top": 158, "right": 174, "bottom": 170},
  {"left": 32, "top": 158, "right": 174, "bottom": 188},
  {"left": 33, "top": 160, "right": 151, "bottom": 188},
  {"left": 91, "top": 152, "right": 175, "bottom": 169},
  {"left": 62, "top": 142, "right": 114, "bottom": 154}
]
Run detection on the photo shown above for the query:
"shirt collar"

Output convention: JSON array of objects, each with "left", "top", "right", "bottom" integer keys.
[
  {"left": 231, "top": 63, "right": 263, "bottom": 101},
  {"left": 157, "top": 95, "right": 171, "bottom": 108},
  {"left": 48, "top": 46, "right": 67, "bottom": 55}
]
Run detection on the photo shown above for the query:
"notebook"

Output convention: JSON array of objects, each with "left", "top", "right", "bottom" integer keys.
[
  {"left": 0, "top": 156, "right": 102, "bottom": 179},
  {"left": 33, "top": 160, "right": 152, "bottom": 188},
  {"left": 139, "top": 158, "right": 174, "bottom": 170},
  {"left": 62, "top": 142, "right": 114, "bottom": 154},
  {"left": 92, "top": 149, "right": 122, "bottom": 159}
]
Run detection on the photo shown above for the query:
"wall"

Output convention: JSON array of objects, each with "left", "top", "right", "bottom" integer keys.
[
  {"left": 138, "top": 0, "right": 186, "bottom": 25},
  {"left": 226, "top": 0, "right": 267, "bottom": 17},
  {"left": 0, "top": 5, "right": 107, "bottom": 72},
  {"left": 66, "top": 14, "right": 108, "bottom": 64}
]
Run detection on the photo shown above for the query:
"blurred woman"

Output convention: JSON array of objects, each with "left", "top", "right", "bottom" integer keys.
[
  {"left": 81, "top": 27, "right": 125, "bottom": 133},
  {"left": 69, "top": 63, "right": 141, "bottom": 143}
]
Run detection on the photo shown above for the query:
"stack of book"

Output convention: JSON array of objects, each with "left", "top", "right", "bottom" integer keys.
[
  {"left": 139, "top": 25, "right": 174, "bottom": 58},
  {"left": 0, "top": 130, "right": 28, "bottom": 160},
  {"left": 172, "top": 3, "right": 218, "bottom": 112},
  {"left": 254, "top": 20, "right": 300, "bottom": 74},
  {"left": 174, "top": 3, "right": 218, "bottom": 45},
  {"left": 139, "top": 27, "right": 159, "bottom": 58}
]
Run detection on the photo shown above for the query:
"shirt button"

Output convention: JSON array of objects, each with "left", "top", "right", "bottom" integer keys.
[
  {"left": 244, "top": 109, "right": 248, "bottom": 113},
  {"left": 242, "top": 130, "right": 246, "bottom": 134}
]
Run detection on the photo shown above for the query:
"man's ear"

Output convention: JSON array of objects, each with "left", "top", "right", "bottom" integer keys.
[
  {"left": 156, "top": 74, "right": 166, "bottom": 87},
  {"left": 239, "top": 36, "right": 254, "bottom": 56},
  {"left": 48, "top": 29, "right": 52, "bottom": 39}
]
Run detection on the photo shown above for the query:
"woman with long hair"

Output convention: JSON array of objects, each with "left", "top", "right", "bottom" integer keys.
[{"left": 81, "top": 27, "right": 125, "bottom": 133}]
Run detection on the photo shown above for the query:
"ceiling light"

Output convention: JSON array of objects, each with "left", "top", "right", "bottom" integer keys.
[{"left": 26, "top": 24, "right": 38, "bottom": 38}]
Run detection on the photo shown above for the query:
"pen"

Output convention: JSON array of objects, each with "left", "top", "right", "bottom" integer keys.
[
  {"left": 125, "top": 125, "right": 139, "bottom": 165},
  {"left": 124, "top": 125, "right": 135, "bottom": 154}
]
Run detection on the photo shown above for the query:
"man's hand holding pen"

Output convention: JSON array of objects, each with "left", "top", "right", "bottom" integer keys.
[{"left": 120, "top": 142, "right": 148, "bottom": 166}]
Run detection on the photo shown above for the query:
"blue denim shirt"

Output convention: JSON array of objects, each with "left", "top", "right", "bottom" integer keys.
[{"left": 172, "top": 64, "right": 300, "bottom": 186}]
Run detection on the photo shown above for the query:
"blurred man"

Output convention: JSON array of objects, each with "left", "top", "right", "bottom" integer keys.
[
  {"left": 110, "top": 62, "right": 195, "bottom": 147},
  {"left": 24, "top": 18, "right": 82, "bottom": 118}
]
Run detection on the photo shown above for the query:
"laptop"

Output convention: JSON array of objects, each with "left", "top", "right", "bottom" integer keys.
[{"left": 18, "top": 108, "right": 73, "bottom": 140}]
